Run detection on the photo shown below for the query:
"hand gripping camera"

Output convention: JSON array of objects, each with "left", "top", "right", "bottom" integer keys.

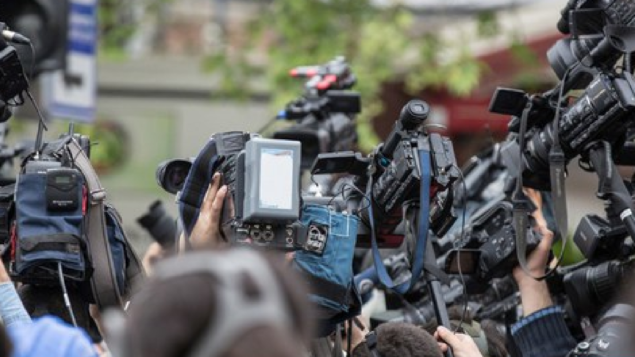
[
  {"left": 215, "top": 132, "right": 306, "bottom": 250},
  {"left": 175, "top": 132, "right": 307, "bottom": 251}
]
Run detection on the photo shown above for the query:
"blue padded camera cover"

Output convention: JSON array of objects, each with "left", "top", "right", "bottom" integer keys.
[
  {"left": 294, "top": 204, "right": 361, "bottom": 335},
  {"left": 15, "top": 173, "right": 86, "bottom": 279}
]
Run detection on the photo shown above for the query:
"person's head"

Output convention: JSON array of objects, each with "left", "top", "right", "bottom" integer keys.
[
  {"left": 122, "top": 249, "right": 312, "bottom": 357},
  {"left": 353, "top": 322, "right": 442, "bottom": 357},
  {"left": 0, "top": 324, "right": 12, "bottom": 357},
  {"left": 422, "top": 306, "right": 508, "bottom": 357}
]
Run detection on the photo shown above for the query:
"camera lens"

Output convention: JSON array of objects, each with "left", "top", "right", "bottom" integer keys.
[{"left": 156, "top": 159, "right": 193, "bottom": 195}]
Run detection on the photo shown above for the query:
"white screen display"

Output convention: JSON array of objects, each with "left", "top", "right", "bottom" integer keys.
[{"left": 259, "top": 148, "right": 294, "bottom": 210}]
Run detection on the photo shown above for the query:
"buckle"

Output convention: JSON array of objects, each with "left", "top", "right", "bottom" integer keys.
[{"left": 91, "top": 189, "right": 106, "bottom": 202}]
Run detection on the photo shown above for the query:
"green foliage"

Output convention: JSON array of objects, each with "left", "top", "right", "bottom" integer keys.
[
  {"left": 99, "top": 0, "right": 172, "bottom": 58},
  {"left": 204, "top": 1, "right": 494, "bottom": 151},
  {"left": 509, "top": 37, "right": 541, "bottom": 68}
]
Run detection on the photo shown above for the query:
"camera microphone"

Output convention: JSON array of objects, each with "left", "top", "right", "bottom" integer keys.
[{"left": 2, "top": 30, "right": 31, "bottom": 45}]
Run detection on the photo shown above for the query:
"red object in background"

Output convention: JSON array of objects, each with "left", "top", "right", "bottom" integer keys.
[
  {"left": 374, "top": 32, "right": 564, "bottom": 139},
  {"left": 317, "top": 74, "right": 337, "bottom": 90}
]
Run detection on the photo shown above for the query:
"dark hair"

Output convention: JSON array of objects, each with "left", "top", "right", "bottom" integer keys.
[
  {"left": 481, "top": 319, "right": 508, "bottom": 357},
  {"left": 421, "top": 306, "right": 508, "bottom": 357},
  {"left": 353, "top": 322, "right": 442, "bottom": 357},
  {"left": 126, "top": 252, "right": 312, "bottom": 357},
  {"left": 0, "top": 323, "right": 12, "bottom": 357}
]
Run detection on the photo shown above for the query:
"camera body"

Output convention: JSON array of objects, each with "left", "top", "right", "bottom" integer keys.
[
  {"left": 273, "top": 57, "right": 360, "bottom": 169},
  {"left": 212, "top": 132, "right": 307, "bottom": 251},
  {"left": 490, "top": 0, "right": 635, "bottom": 190},
  {"left": 567, "top": 304, "right": 635, "bottom": 357},
  {"left": 311, "top": 100, "right": 459, "bottom": 249},
  {"left": 444, "top": 201, "right": 540, "bottom": 283}
]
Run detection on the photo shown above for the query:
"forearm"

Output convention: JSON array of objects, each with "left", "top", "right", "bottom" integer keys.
[
  {"left": 517, "top": 279, "right": 553, "bottom": 316},
  {"left": 0, "top": 282, "right": 31, "bottom": 327}
]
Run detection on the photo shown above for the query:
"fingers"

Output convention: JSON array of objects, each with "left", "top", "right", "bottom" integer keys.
[
  {"left": 436, "top": 326, "right": 461, "bottom": 349},
  {"left": 285, "top": 252, "right": 296, "bottom": 265},
  {"left": 536, "top": 226, "right": 554, "bottom": 252},
  {"left": 210, "top": 185, "right": 227, "bottom": 223},
  {"left": 437, "top": 343, "right": 448, "bottom": 352},
  {"left": 202, "top": 173, "right": 222, "bottom": 211}
]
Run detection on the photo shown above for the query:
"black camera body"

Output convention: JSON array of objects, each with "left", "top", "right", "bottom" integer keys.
[
  {"left": 444, "top": 201, "right": 540, "bottom": 283},
  {"left": 311, "top": 100, "right": 459, "bottom": 249},
  {"left": 489, "top": 0, "right": 635, "bottom": 190},
  {"left": 273, "top": 57, "right": 360, "bottom": 170},
  {"left": 491, "top": 70, "right": 635, "bottom": 190},
  {"left": 567, "top": 304, "right": 635, "bottom": 357}
]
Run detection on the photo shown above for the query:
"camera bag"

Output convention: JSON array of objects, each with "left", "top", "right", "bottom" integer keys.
[
  {"left": 10, "top": 136, "right": 144, "bottom": 309},
  {"left": 293, "top": 204, "right": 362, "bottom": 337}
]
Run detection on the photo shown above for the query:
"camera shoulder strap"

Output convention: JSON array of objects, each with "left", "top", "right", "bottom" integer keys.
[
  {"left": 67, "top": 139, "right": 124, "bottom": 309},
  {"left": 178, "top": 139, "right": 220, "bottom": 237},
  {"left": 368, "top": 146, "right": 431, "bottom": 294},
  {"left": 514, "top": 99, "right": 567, "bottom": 280},
  {"left": 105, "top": 203, "right": 146, "bottom": 299}
]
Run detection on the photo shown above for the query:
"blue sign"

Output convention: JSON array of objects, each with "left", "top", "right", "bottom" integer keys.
[{"left": 44, "top": 0, "right": 98, "bottom": 123}]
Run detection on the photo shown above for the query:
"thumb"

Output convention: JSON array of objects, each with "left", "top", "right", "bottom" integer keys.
[{"left": 436, "top": 326, "right": 460, "bottom": 348}]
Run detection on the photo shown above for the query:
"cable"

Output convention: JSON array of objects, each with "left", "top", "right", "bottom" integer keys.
[
  {"left": 347, "top": 318, "right": 353, "bottom": 356},
  {"left": 453, "top": 165, "right": 469, "bottom": 334},
  {"left": 256, "top": 116, "right": 279, "bottom": 134},
  {"left": 26, "top": 90, "right": 48, "bottom": 154},
  {"left": 57, "top": 262, "right": 78, "bottom": 328},
  {"left": 28, "top": 42, "right": 35, "bottom": 80}
]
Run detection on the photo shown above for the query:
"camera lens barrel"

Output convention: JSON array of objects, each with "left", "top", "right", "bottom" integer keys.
[
  {"left": 564, "top": 260, "right": 625, "bottom": 318},
  {"left": 399, "top": 100, "right": 429, "bottom": 131},
  {"left": 381, "top": 100, "right": 430, "bottom": 160}
]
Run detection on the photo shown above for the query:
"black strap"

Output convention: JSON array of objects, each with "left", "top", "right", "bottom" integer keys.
[
  {"left": 298, "top": 267, "right": 349, "bottom": 305},
  {"left": 514, "top": 100, "right": 566, "bottom": 280},
  {"left": 365, "top": 331, "right": 383, "bottom": 357},
  {"left": 106, "top": 204, "right": 145, "bottom": 300},
  {"left": 548, "top": 70, "right": 570, "bottom": 258}
]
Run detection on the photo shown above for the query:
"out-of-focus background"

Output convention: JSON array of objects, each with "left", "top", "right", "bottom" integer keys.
[{"left": 3, "top": 0, "right": 606, "bottom": 252}]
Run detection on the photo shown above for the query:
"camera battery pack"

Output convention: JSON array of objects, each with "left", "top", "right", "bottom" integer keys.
[{"left": 45, "top": 168, "right": 82, "bottom": 212}]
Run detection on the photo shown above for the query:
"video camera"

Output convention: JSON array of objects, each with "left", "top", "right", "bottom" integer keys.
[
  {"left": 444, "top": 200, "right": 541, "bottom": 283},
  {"left": 273, "top": 56, "right": 360, "bottom": 169},
  {"left": 212, "top": 132, "right": 307, "bottom": 250},
  {"left": 312, "top": 99, "right": 460, "bottom": 248},
  {"left": 0, "top": 23, "right": 30, "bottom": 123},
  {"left": 490, "top": 0, "right": 635, "bottom": 190}
]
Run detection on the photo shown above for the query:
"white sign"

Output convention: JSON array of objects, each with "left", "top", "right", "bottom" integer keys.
[{"left": 43, "top": 0, "right": 98, "bottom": 122}]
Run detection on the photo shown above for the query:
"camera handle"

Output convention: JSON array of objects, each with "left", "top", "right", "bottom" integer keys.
[{"left": 586, "top": 141, "right": 635, "bottom": 240}]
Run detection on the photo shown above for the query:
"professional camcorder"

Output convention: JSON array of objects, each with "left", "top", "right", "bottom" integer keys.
[
  {"left": 567, "top": 304, "right": 635, "bottom": 357},
  {"left": 172, "top": 132, "right": 343, "bottom": 252},
  {"left": 213, "top": 132, "right": 307, "bottom": 250},
  {"left": 444, "top": 200, "right": 541, "bottom": 284},
  {"left": 273, "top": 56, "right": 360, "bottom": 169},
  {"left": 490, "top": 0, "right": 635, "bottom": 190},
  {"left": 312, "top": 99, "right": 460, "bottom": 248}
]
